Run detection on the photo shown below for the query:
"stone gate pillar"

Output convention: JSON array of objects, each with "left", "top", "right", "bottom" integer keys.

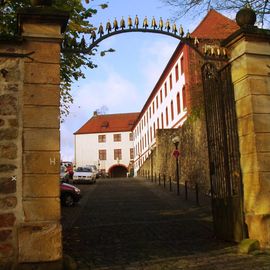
[
  {"left": 223, "top": 10, "right": 270, "bottom": 247},
  {"left": 0, "top": 6, "right": 68, "bottom": 269}
]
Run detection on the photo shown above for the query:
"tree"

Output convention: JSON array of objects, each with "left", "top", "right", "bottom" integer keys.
[
  {"left": 161, "top": 0, "right": 270, "bottom": 28},
  {"left": 0, "top": 0, "right": 109, "bottom": 120}
]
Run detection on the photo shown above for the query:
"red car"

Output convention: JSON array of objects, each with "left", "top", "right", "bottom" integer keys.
[{"left": 60, "top": 182, "right": 82, "bottom": 207}]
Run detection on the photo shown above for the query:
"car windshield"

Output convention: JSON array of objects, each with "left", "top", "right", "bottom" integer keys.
[{"left": 76, "top": 167, "right": 91, "bottom": 172}]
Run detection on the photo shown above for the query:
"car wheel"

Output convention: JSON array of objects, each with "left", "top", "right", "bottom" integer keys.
[{"left": 63, "top": 194, "right": 74, "bottom": 207}]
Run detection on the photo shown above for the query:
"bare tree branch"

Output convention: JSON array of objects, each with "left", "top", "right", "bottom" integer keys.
[{"left": 161, "top": 0, "right": 270, "bottom": 27}]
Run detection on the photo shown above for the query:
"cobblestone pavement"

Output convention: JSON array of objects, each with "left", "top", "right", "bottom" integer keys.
[{"left": 61, "top": 178, "right": 270, "bottom": 270}]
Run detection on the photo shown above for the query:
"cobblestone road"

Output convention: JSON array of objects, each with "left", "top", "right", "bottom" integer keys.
[{"left": 61, "top": 178, "right": 270, "bottom": 270}]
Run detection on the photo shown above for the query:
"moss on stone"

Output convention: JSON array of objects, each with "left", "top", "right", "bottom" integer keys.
[{"left": 238, "top": 238, "right": 260, "bottom": 254}]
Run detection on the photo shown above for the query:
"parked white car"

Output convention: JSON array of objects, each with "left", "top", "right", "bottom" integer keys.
[
  {"left": 85, "top": 165, "right": 98, "bottom": 179},
  {"left": 73, "top": 167, "right": 96, "bottom": 184}
]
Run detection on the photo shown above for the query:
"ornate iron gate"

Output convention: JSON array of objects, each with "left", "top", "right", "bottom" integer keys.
[{"left": 202, "top": 62, "right": 246, "bottom": 242}]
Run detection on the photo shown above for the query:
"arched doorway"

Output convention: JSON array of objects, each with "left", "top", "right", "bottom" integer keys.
[{"left": 109, "top": 164, "right": 128, "bottom": 178}]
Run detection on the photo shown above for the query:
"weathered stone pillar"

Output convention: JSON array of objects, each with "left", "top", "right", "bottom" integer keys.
[
  {"left": 16, "top": 7, "right": 68, "bottom": 269},
  {"left": 223, "top": 11, "right": 270, "bottom": 247}
]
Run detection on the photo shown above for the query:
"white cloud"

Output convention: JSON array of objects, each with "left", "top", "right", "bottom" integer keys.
[
  {"left": 139, "top": 39, "right": 178, "bottom": 91},
  {"left": 60, "top": 71, "right": 141, "bottom": 161}
]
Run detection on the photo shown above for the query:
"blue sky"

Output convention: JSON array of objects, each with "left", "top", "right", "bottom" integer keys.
[{"left": 60, "top": 0, "right": 205, "bottom": 161}]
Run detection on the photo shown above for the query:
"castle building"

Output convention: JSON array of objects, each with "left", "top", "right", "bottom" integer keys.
[
  {"left": 74, "top": 10, "right": 238, "bottom": 177},
  {"left": 132, "top": 10, "right": 238, "bottom": 175},
  {"left": 74, "top": 112, "right": 139, "bottom": 177}
]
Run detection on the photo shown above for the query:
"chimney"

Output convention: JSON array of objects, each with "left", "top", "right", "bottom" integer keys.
[{"left": 93, "top": 110, "right": 98, "bottom": 116}]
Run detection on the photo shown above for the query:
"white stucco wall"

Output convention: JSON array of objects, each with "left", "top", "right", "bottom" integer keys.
[
  {"left": 133, "top": 50, "right": 187, "bottom": 175},
  {"left": 75, "top": 131, "right": 134, "bottom": 172}
]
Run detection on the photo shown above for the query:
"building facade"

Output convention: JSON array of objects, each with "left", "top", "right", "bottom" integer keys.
[
  {"left": 74, "top": 112, "right": 139, "bottom": 177},
  {"left": 132, "top": 10, "right": 239, "bottom": 175},
  {"left": 74, "top": 10, "right": 238, "bottom": 177},
  {"left": 133, "top": 43, "right": 188, "bottom": 174}
]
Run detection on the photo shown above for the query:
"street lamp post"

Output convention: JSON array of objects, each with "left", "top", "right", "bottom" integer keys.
[{"left": 172, "top": 136, "right": 180, "bottom": 196}]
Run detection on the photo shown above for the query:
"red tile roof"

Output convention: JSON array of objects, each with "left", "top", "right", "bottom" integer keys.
[
  {"left": 191, "top": 9, "right": 239, "bottom": 39},
  {"left": 74, "top": 112, "right": 140, "bottom": 135}
]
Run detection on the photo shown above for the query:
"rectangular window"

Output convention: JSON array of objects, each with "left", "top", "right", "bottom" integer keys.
[
  {"left": 99, "top": 149, "right": 106, "bottom": 160},
  {"left": 171, "top": 100, "right": 174, "bottom": 121},
  {"left": 161, "top": 113, "right": 164, "bottom": 129},
  {"left": 180, "top": 57, "right": 184, "bottom": 74},
  {"left": 166, "top": 107, "right": 169, "bottom": 126},
  {"left": 152, "top": 102, "right": 155, "bottom": 114},
  {"left": 164, "top": 82, "right": 167, "bottom": 97},
  {"left": 130, "top": 148, "right": 134, "bottom": 159},
  {"left": 169, "top": 74, "right": 173, "bottom": 90},
  {"left": 114, "top": 149, "right": 122, "bottom": 160},
  {"left": 157, "top": 117, "right": 160, "bottom": 129},
  {"left": 113, "top": 134, "right": 121, "bottom": 142},
  {"left": 160, "top": 89, "right": 163, "bottom": 103},
  {"left": 156, "top": 96, "right": 158, "bottom": 109},
  {"left": 175, "top": 64, "right": 179, "bottom": 82},
  {"left": 129, "top": 132, "right": 133, "bottom": 141},
  {"left": 177, "top": 92, "right": 181, "bottom": 114},
  {"left": 149, "top": 107, "right": 151, "bottom": 118},
  {"left": 98, "top": 134, "right": 106, "bottom": 143}
]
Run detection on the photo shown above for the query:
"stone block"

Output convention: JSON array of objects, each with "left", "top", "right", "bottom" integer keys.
[
  {"left": 253, "top": 114, "right": 270, "bottom": 133},
  {"left": 23, "top": 174, "right": 59, "bottom": 198},
  {"left": 4, "top": 83, "right": 19, "bottom": 92},
  {"left": 23, "top": 151, "right": 60, "bottom": 174},
  {"left": 242, "top": 172, "right": 260, "bottom": 213},
  {"left": 245, "top": 214, "right": 270, "bottom": 248},
  {"left": 0, "top": 178, "right": 16, "bottom": 194},
  {"left": 238, "top": 238, "right": 260, "bottom": 254},
  {"left": 18, "top": 223, "right": 62, "bottom": 262},
  {"left": 0, "top": 164, "right": 17, "bottom": 173},
  {"left": 240, "top": 153, "right": 258, "bottom": 173},
  {"left": 232, "top": 54, "right": 270, "bottom": 83},
  {"left": 0, "top": 230, "right": 12, "bottom": 241},
  {"left": 8, "top": 119, "right": 18, "bottom": 127},
  {"left": 24, "top": 62, "right": 60, "bottom": 84},
  {"left": 252, "top": 95, "right": 270, "bottom": 114},
  {"left": 256, "top": 133, "right": 270, "bottom": 152},
  {"left": 239, "top": 134, "right": 256, "bottom": 155},
  {"left": 0, "top": 143, "right": 17, "bottom": 159},
  {"left": 24, "top": 41, "right": 60, "bottom": 64},
  {"left": 237, "top": 115, "right": 254, "bottom": 136},
  {"left": 230, "top": 39, "right": 270, "bottom": 60},
  {"left": 236, "top": 95, "right": 253, "bottom": 118},
  {"left": 257, "top": 153, "right": 270, "bottom": 171},
  {"left": 0, "top": 128, "right": 18, "bottom": 140},
  {"left": 0, "top": 213, "right": 15, "bottom": 228},
  {"left": 0, "top": 243, "right": 14, "bottom": 258},
  {"left": 24, "top": 84, "right": 60, "bottom": 106},
  {"left": 0, "top": 59, "right": 22, "bottom": 82},
  {"left": 24, "top": 129, "right": 59, "bottom": 151},
  {"left": 21, "top": 22, "right": 62, "bottom": 39},
  {"left": 0, "top": 197, "right": 17, "bottom": 209},
  {"left": 0, "top": 95, "right": 17, "bottom": 115},
  {"left": 23, "top": 198, "right": 60, "bottom": 222},
  {"left": 23, "top": 106, "right": 59, "bottom": 128}
]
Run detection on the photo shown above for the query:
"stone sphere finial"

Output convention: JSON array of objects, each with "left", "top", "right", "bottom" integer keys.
[
  {"left": 236, "top": 5, "right": 256, "bottom": 27},
  {"left": 30, "top": 0, "right": 53, "bottom": 6}
]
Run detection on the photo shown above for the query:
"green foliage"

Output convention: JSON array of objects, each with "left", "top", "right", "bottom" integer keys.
[{"left": 0, "top": 0, "right": 109, "bottom": 120}]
